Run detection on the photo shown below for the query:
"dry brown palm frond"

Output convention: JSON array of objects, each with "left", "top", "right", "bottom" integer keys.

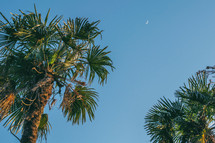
[
  {"left": 61, "top": 85, "right": 85, "bottom": 109},
  {"left": 60, "top": 85, "right": 98, "bottom": 124},
  {"left": 49, "top": 98, "right": 57, "bottom": 110},
  {"left": 74, "top": 80, "right": 86, "bottom": 86},
  {"left": 0, "top": 93, "right": 15, "bottom": 120},
  {"left": 60, "top": 84, "right": 75, "bottom": 111}
]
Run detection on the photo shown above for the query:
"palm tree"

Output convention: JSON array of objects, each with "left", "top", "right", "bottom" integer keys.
[
  {"left": 0, "top": 5, "right": 114, "bottom": 143},
  {"left": 145, "top": 72, "right": 215, "bottom": 143},
  {"left": 175, "top": 72, "right": 215, "bottom": 143}
]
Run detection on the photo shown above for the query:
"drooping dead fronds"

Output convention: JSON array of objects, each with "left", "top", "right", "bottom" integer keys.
[
  {"left": 0, "top": 93, "right": 15, "bottom": 120},
  {"left": 60, "top": 84, "right": 76, "bottom": 111},
  {"left": 60, "top": 85, "right": 98, "bottom": 124}
]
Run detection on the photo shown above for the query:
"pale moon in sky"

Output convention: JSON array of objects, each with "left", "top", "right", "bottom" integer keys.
[{"left": 146, "top": 20, "right": 149, "bottom": 24}]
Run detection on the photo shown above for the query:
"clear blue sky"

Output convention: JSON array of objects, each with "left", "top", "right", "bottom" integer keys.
[{"left": 1, "top": 0, "right": 215, "bottom": 143}]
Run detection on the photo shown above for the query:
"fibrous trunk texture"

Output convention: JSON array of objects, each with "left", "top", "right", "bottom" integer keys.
[
  {"left": 20, "top": 77, "right": 53, "bottom": 143},
  {"left": 209, "top": 135, "right": 215, "bottom": 143}
]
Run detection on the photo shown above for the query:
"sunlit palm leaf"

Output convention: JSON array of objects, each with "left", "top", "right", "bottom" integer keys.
[{"left": 37, "top": 114, "right": 52, "bottom": 142}]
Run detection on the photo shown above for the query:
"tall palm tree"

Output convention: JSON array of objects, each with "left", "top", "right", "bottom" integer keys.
[
  {"left": 0, "top": 5, "right": 114, "bottom": 143},
  {"left": 145, "top": 72, "right": 215, "bottom": 143}
]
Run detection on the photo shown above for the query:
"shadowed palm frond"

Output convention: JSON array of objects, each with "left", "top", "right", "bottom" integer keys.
[
  {"left": 175, "top": 72, "right": 215, "bottom": 142},
  {"left": 146, "top": 72, "right": 215, "bottom": 143},
  {"left": 175, "top": 72, "right": 213, "bottom": 104},
  {"left": 145, "top": 97, "right": 184, "bottom": 143},
  {"left": 59, "top": 18, "right": 102, "bottom": 45}
]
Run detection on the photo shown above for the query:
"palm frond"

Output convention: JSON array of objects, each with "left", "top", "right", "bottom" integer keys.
[
  {"left": 61, "top": 18, "right": 102, "bottom": 44},
  {"left": 37, "top": 114, "right": 52, "bottom": 143},
  {"left": 145, "top": 97, "right": 184, "bottom": 143},
  {"left": 85, "top": 46, "right": 114, "bottom": 84},
  {"left": 2, "top": 93, "right": 25, "bottom": 135},
  {"left": 175, "top": 72, "right": 214, "bottom": 106},
  {"left": 60, "top": 85, "right": 98, "bottom": 124}
]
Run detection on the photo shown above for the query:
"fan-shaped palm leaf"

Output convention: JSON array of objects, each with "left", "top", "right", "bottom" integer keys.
[
  {"left": 85, "top": 46, "right": 114, "bottom": 84},
  {"left": 145, "top": 97, "right": 184, "bottom": 143}
]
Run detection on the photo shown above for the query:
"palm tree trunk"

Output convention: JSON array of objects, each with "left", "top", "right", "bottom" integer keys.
[
  {"left": 20, "top": 77, "right": 53, "bottom": 143},
  {"left": 209, "top": 135, "right": 215, "bottom": 143}
]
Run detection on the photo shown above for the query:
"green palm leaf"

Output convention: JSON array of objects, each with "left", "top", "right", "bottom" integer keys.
[
  {"left": 85, "top": 46, "right": 114, "bottom": 84},
  {"left": 37, "top": 114, "right": 52, "bottom": 142}
]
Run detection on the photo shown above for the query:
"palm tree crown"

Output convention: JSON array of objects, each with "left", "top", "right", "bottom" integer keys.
[
  {"left": 145, "top": 72, "right": 215, "bottom": 143},
  {"left": 0, "top": 5, "right": 114, "bottom": 143}
]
